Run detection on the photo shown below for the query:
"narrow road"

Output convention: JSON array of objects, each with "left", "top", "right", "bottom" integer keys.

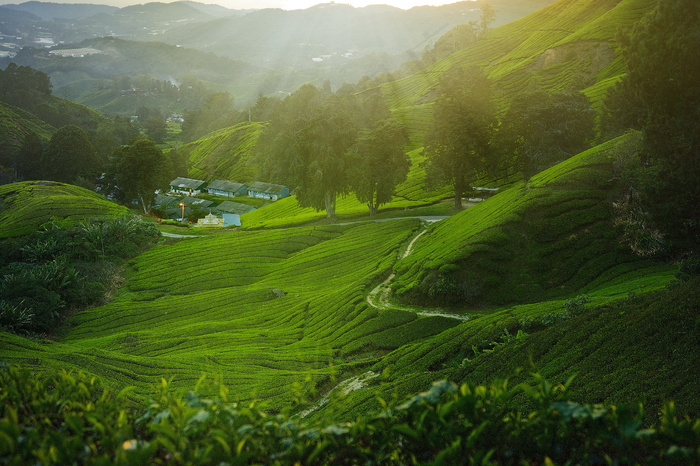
[{"left": 160, "top": 232, "right": 204, "bottom": 239}]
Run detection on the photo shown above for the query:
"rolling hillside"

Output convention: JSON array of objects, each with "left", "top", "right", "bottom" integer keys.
[
  {"left": 183, "top": 0, "right": 654, "bottom": 217},
  {"left": 0, "top": 181, "right": 129, "bottom": 238},
  {"left": 0, "top": 102, "right": 55, "bottom": 166},
  {"left": 392, "top": 132, "right": 650, "bottom": 307},
  {"left": 4, "top": 0, "right": 699, "bottom": 452},
  {"left": 182, "top": 121, "right": 264, "bottom": 182},
  {"left": 0, "top": 219, "right": 459, "bottom": 406},
  {"left": 379, "top": 0, "right": 655, "bottom": 147}
]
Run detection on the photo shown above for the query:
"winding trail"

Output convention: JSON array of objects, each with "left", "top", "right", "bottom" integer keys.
[
  {"left": 366, "top": 224, "right": 469, "bottom": 321},
  {"left": 298, "top": 371, "right": 380, "bottom": 419}
]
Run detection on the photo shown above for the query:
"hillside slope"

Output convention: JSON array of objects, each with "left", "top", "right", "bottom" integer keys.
[
  {"left": 183, "top": 122, "right": 264, "bottom": 182},
  {"left": 0, "top": 220, "right": 459, "bottom": 406},
  {"left": 185, "top": 0, "right": 653, "bottom": 213},
  {"left": 380, "top": 0, "right": 655, "bottom": 147},
  {"left": 0, "top": 102, "right": 55, "bottom": 166},
  {"left": 0, "top": 181, "right": 129, "bottom": 238},
  {"left": 392, "top": 132, "right": 652, "bottom": 307}
]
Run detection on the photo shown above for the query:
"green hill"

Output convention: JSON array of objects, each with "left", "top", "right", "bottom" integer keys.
[
  {"left": 182, "top": 122, "right": 264, "bottom": 182},
  {"left": 184, "top": 0, "right": 653, "bottom": 215},
  {"left": 0, "top": 181, "right": 129, "bottom": 238},
  {"left": 0, "top": 219, "right": 458, "bottom": 405},
  {"left": 391, "top": 132, "right": 655, "bottom": 307},
  {"left": 0, "top": 102, "right": 55, "bottom": 164},
  {"left": 380, "top": 0, "right": 655, "bottom": 147}
]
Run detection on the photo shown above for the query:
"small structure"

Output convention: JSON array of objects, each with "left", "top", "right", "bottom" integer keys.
[
  {"left": 247, "top": 181, "right": 290, "bottom": 201},
  {"left": 180, "top": 196, "right": 214, "bottom": 209},
  {"left": 222, "top": 213, "right": 241, "bottom": 227},
  {"left": 196, "top": 212, "right": 224, "bottom": 228},
  {"left": 169, "top": 177, "right": 207, "bottom": 196},
  {"left": 206, "top": 180, "right": 248, "bottom": 198},
  {"left": 216, "top": 200, "right": 256, "bottom": 215},
  {"left": 469, "top": 187, "right": 500, "bottom": 203}
]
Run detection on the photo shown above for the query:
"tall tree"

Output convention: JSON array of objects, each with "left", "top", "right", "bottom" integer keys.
[
  {"left": 423, "top": 66, "right": 497, "bottom": 209},
  {"left": 616, "top": 0, "right": 700, "bottom": 250},
  {"left": 295, "top": 93, "right": 358, "bottom": 218},
  {"left": 256, "top": 85, "right": 357, "bottom": 219},
  {"left": 348, "top": 118, "right": 410, "bottom": 216},
  {"left": 42, "top": 125, "right": 101, "bottom": 184},
  {"left": 106, "top": 138, "right": 173, "bottom": 214},
  {"left": 16, "top": 132, "right": 44, "bottom": 180},
  {"left": 499, "top": 90, "right": 595, "bottom": 181}
]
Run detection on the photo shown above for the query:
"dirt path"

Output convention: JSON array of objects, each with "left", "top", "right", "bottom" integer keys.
[
  {"left": 298, "top": 371, "right": 380, "bottom": 418},
  {"left": 366, "top": 225, "right": 469, "bottom": 321}
]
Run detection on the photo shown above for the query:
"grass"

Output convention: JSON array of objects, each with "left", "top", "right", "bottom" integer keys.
[{"left": 0, "top": 181, "right": 129, "bottom": 238}]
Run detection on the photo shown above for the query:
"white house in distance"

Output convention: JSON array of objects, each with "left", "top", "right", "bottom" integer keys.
[
  {"left": 247, "top": 181, "right": 290, "bottom": 201},
  {"left": 169, "top": 177, "right": 207, "bottom": 196}
]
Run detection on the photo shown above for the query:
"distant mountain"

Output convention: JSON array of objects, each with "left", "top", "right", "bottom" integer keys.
[
  {"left": 154, "top": 1, "right": 558, "bottom": 66},
  {"left": 1, "top": 1, "right": 117, "bottom": 20}
]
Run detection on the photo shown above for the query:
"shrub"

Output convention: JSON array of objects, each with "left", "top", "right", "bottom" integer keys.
[
  {"left": 564, "top": 294, "right": 589, "bottom": 316},
  {"left": 0, "top": 215, "right": 159, "bottom": 335},
  {"left": 2, "top": 365, "right": 699, "bottom": 465}
]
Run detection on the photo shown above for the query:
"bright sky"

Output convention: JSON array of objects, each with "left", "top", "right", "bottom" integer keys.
[{"left": 220, "top": 1, "right": 458, "bottom": 10}]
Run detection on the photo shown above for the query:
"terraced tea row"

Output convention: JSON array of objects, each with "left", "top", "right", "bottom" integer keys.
[
  {"left": 0, "top": 181, "right": 129, "bottom": 237},
  {"left": 0, "top": 219, "right": 465, "bottom": 407}
]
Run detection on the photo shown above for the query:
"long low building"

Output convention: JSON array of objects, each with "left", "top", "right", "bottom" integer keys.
[
  {"left": 247, "top": 181, "right": 290, "bottom": 201},
  {"left": 206, "top": 180, "right": 248, "bottom": 198},
  {"left": 170, "top": 177, "right": 207, "bottom": 196}
]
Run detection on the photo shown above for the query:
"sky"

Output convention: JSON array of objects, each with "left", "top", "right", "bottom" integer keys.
[
  {"left": 0, "top": 0, "right": 463, "bottom": 10},
  {"left": 260, "top": 1, "right": 457, "bottom": 9}
]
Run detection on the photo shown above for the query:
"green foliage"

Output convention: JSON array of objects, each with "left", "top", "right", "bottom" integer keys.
[
  {"left": 348, "top": 118, "right": 410, "bottom": 216},
  {"left": 614, "top": 0, "right": 700, "bottom": 250},
  {"left": 395, "top": 134, "right": 649, "bottom": 307},
  {"left": 103, "top": 138, "right": 173, "bottom": 214},
  {"left": 499, "top": 90, "right": 596, "bottom": 180},
  {"left": 423, "top": 66, "right": 497, "bottom": 209},
  {"left": 42, "top": 124, "right": 101, "bottom": 185},
  {"left": 2, "top": 365, "right": 699, "bottom": 465},
  {"left": 0, "top": 216, "right": 159, "bottom": 334},
  {"left": 563, "top": 294, "right": 589, "bottom": 316},
  {"left": 182, "top": 93, "right": 239, "bottom": 143},
  {"left": 0, "top": 181, "right": 129, "bottom": 238}
]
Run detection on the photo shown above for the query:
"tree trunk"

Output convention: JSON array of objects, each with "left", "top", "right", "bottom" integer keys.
[
  {"left": 453, "top": 182, "right": 464, "bottom": 210},
  {"left": 325, "top": 191, "right": 336, "bottom": 219},
  {"left": 139, "top": 195, "right": 149, "bottom": 215},
  {"left": 368, "top": 203, "right": 378, "bottom": 216}
]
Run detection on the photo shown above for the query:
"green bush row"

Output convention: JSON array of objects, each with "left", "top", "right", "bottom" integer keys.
[{"left": 1, "top": 364, "right": 698, "bottom": 465}]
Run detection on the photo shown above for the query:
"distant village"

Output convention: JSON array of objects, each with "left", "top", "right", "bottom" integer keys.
[{"left": 156, "top": 177, "right": 290, "bottom": 228}]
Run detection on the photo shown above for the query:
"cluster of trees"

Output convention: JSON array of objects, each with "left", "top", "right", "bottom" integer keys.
[
  {"left": 423, "top": 66, "right": 596, "bottom": 208},
  {"left": 252, "top": 67, "right": 596, "bottom": 217},
  {"left": 255, "top": 85, "right": 410, "bottom": 218},
  {"left": 100, "top": 138, "right": 187, "bottom": 214},
  {"left": 603, "top": 0, "right": 700, "bottom": 253},
  {"left": 0, "top": 216, "right": 159, "bottom": 335}
]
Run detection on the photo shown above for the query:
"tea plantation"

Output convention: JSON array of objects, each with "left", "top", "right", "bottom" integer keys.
[{"left": 0, "top": 181, "right": 129, "bottom": 238}]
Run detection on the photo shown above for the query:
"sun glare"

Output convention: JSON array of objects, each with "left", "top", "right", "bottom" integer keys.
[{"left": 277, "top": 1, "right": 455, "bottom": 10}]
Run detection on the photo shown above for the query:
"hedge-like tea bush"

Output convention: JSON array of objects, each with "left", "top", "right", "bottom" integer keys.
[{"left": 1, "top": 364, "right": 698, "bottom": 465}]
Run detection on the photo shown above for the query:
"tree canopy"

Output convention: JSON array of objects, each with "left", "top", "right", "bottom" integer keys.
[
  {"left": 423, "top": 66, "right": 497, "bottom": 209},
  {"left": 499, "top": 90, "right": 595, "bottom": 180},
  {"left": 615, "top": 0, "right": 700, "bottom": 251},
  {"left": 42, "top": 125, "right": 101, "bottom": 185},
  {"left": 105, "top": 138, "right": 173, "bottom": 214}
]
